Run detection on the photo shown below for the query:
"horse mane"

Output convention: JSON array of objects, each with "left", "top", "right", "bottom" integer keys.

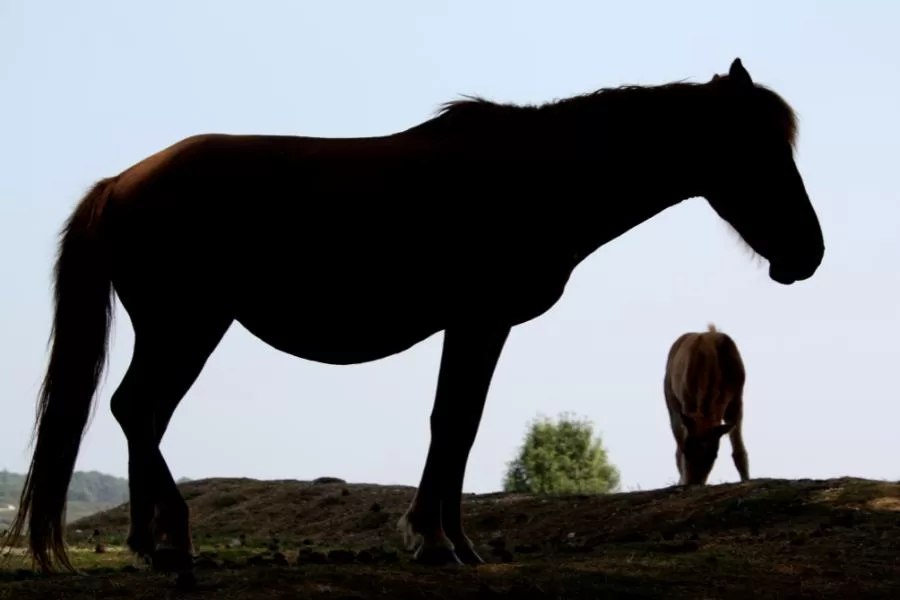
[{"left": 413, "top": 77, "right": 799, "bottom": 150}]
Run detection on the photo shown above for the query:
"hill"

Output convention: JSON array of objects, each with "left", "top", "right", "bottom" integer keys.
[
  {"left": 0, "top": 470, "right": 129, "bottom": 528},
  {"left": 2, "top": 476, "right": 899, "bottom": 599}
]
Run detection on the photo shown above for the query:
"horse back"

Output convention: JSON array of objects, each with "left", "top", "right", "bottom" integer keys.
[
  {"left": 100, "top": 132, "right": 578, "bottom": 328},
  {"left": 665, "top": 325, "right": 745, "bottom": 433}
]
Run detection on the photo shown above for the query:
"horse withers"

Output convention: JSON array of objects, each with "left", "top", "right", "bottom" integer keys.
[
  {"left": 664, "top": 324, "right": 749, "bottom": 486},
  {"left": 3, "top": 57, "right": 822, "bottom": 574}
]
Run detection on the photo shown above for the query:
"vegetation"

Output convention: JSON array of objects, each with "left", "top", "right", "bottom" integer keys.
[
  {"left": 1, "top": 476, "right": 898, "bottom": 599},
  {"left": 503, "top": 413, "right": 621, "bottom": 495}
]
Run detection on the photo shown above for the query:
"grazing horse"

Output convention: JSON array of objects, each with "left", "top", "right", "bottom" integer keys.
[
  {"left": 3, "top": 57, "right": 823, "bottom": 573},
  {"left": 664, "top": 324, "right": 749, "bottom": 486}
]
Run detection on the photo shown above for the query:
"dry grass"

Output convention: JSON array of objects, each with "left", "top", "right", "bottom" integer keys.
[{"left": 1, "top": 476, "right": 899, "bottom": 599}]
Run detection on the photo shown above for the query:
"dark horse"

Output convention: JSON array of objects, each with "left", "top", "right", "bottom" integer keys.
[{"left": 3, "top": 58, "right": 823, "bottom": 573}]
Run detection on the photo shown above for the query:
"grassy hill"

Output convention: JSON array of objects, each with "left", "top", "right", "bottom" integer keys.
[{"left": 1, "top": 475, "right": 898, "bottom": 598}]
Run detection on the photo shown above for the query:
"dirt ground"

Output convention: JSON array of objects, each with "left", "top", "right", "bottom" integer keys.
[{"left": 2, "top": 476, "right": 899, "bottom": 599}]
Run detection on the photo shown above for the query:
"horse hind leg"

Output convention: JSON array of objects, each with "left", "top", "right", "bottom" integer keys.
[
  {"left": 110, "top": 310, "right": 232, "bottom": 572},
  {"left": 725, "top": 395, "right": 750, "bottom": 482}
]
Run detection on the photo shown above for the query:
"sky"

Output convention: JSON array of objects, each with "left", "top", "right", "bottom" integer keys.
[{"left": 1, "top": 1, "right": 898, "bottom": 495}]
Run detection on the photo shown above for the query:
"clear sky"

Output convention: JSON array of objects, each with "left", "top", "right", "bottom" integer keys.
[{"left": 1, "top": 1, "right": 898, "bottom": 494}]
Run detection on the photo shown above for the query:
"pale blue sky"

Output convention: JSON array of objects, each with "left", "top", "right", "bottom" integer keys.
[{"left": 1, "top": 1, "right": 898, "bottom": 494}]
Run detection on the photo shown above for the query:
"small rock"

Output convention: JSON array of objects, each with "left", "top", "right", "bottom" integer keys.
[
  {"left": 175, "top": 571, "right": 196, "bottom": 589},
  {"left": 479, "top": 515, "right": 503, "bottom": 530},
  {"left": 313, "top": 476, "right": 346, "bottom": 485},
  {"left": 381, "top": 549, "right": 400, "bottom": 563},
  {"left": 272, "top": 552, "right": 289, "bottom": 566},
  {"left": 789, "top": 533, "right": 806, "bottom": 546},
  {"left": 561, "top": 543, "right": 595, "bottom": 554},
  {"left": 657, "top": 541, "right": 699, "bottom": 553},
  {"left": 248, "top": 554, "right": 273, "bottom": 567},
  {"left": 194, "top": 556, "right": 218, "bottom": 570},
  {"left": 328, "top": 549, "right": 356, "bottom": 564},
  {"left": 618, "top": 532, "right": 649, "bottom": 543},
  {"left": 297, "top": 550, "right": 328, "bottom": 565},
  {"left": 830, "top": 512, "right": 855, "bottom": 527},
  {"left": 496, "top": 549, "right": 514, "bottom": 562}
]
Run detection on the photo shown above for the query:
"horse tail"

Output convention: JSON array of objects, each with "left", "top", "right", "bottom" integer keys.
[{"left": 2, "top": 178, "right": 116, "bottom": 572}]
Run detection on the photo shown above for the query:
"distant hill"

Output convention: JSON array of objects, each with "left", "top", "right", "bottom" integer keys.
[{"left": 0, "top": 469, "right": 131, "bottom": 527}]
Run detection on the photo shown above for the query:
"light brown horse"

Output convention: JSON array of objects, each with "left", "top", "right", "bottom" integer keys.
[
  {"left": 3, "top": 57, "right": 823, "bottom": 573},
  {"left": 664, "top": 324, "right": 749, "bottom": 486}
]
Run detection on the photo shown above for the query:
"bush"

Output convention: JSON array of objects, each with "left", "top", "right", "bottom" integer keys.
[{"left": 503, "top": 412, "right": 620, "bottom": 495}]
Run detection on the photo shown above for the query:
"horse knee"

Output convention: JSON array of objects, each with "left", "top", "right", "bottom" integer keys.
[{"left": 110, "top": 388, "right": 138, "bottom": 429}]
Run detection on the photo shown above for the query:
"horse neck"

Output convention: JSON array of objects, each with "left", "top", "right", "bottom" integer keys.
[{"left": 559, "top": 106, "right": 712, "bottom": 264}]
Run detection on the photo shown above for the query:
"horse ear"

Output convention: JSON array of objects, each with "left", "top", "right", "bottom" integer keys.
[
  {"left": 728, "top": 58, "right": 753, "bottom": 88},
  {"left": 713, "top": 423, "right": 735, "bottom": 438}
]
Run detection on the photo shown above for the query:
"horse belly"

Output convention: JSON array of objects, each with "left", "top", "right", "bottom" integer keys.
[{"left": 235, "top": 283, "right": 446, "bottom": 365}]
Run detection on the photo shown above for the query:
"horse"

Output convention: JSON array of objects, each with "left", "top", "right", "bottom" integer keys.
[
  {"left": 2, "top": 57, "right": 823, "bottom": 573},
  {"left": 664, "top": 323, "right": 749, "bottom": 486}
]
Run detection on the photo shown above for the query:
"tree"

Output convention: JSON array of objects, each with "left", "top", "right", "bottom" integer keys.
[{"left": 503, "top": 412, "right": 621, "bottom": 495}]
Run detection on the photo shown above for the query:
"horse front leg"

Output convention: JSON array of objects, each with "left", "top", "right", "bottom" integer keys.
[
  {"left": 664, "top": 382, "right": 688, "bottom": 486},
  {"left": 397, "top": 323, "right": 510, "bottom": 566}
]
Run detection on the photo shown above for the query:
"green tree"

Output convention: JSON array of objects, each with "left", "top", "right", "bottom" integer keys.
[{"left": 503, "top": 413, "right": 620, "bottom": 495}]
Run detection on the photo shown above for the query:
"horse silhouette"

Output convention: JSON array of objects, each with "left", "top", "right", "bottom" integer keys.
[
  {"left": 3, "top": 57, "right": 823, "bottom": 573},
  {"left": 665, "top": 323, "right": 749, "bottom": 486}
]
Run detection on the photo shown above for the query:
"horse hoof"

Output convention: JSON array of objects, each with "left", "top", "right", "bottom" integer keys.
[
  {"left": 151, "top": 545, "right": 194, "bottom": 573},
  {"left": 453, "top": 544, "right": 485, "bottom": 566},
  {"left": 175, "top": 570, "right": 197, "bottom": 589},
  {"left": 413, "top": 545, "right": 463, "bottom": 567},
  {"left": 126, "top": 534, "right": 155, "bottom": 559}
]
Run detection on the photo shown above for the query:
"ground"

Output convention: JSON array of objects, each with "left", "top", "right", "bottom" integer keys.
[{"left": 1, "top": 476, "right": 898, "bottom": 599}]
